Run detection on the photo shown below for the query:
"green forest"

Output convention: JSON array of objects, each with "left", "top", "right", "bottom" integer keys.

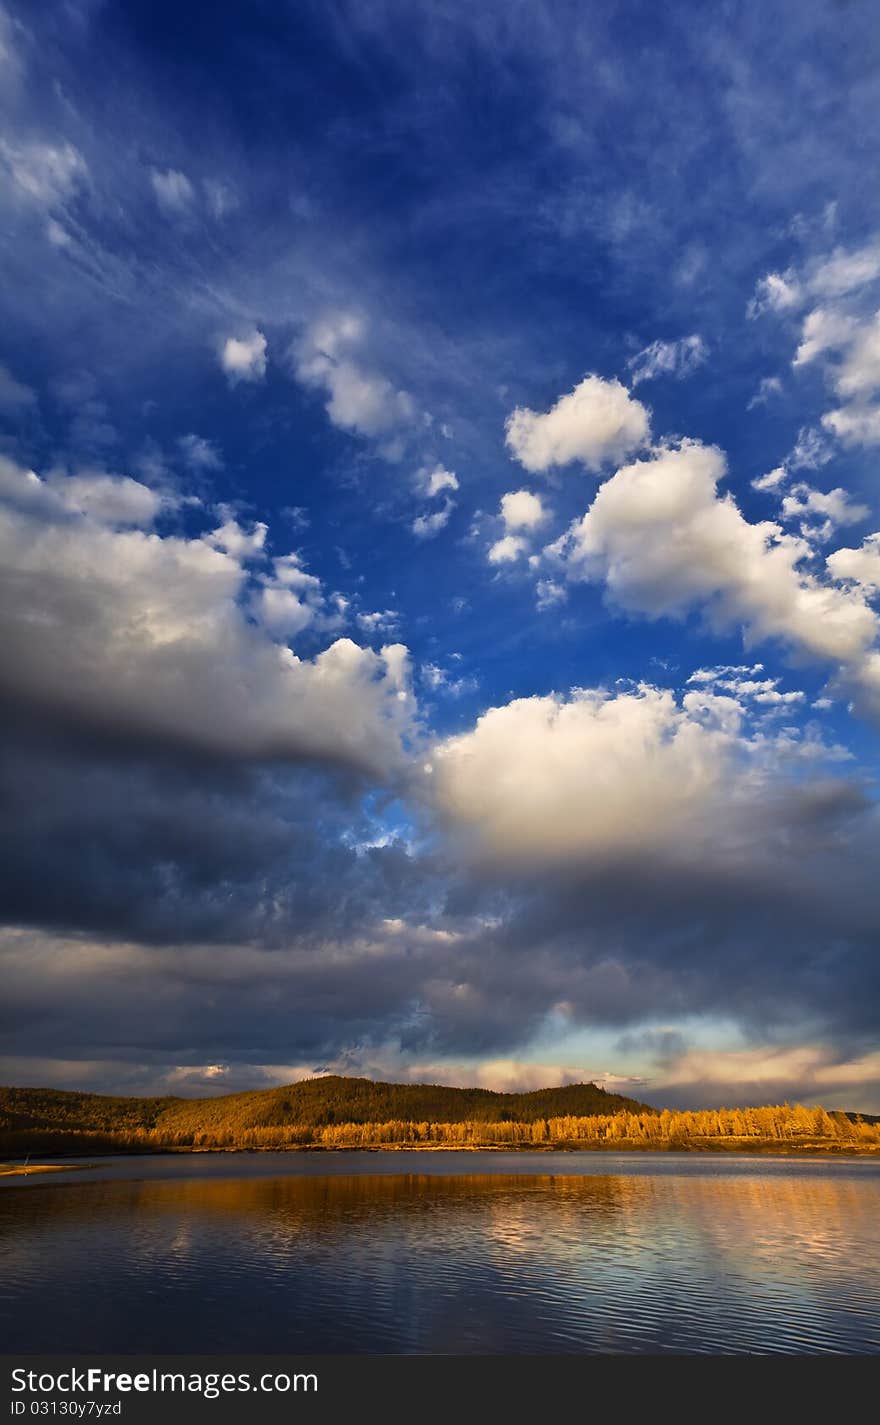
[{"left": 1, "top": 1075, "right": 878, "bottom": 1156}]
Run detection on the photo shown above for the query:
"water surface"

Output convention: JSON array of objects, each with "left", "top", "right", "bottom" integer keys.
[{"left": 2, "top": 1152, "right": 877, "bottom": 1354}]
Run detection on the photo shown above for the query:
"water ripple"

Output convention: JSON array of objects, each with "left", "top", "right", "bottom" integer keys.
[{"left": 0, "top": 1161, "right": 878, "bottom": 1353}]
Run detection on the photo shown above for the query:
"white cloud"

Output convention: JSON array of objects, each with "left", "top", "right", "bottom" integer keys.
[
  {"left": 412, "top": 501, "right": 453, "bottom": 539},
  {"left": 0, "top": 364, "right": 36, "bottom": 412},
  {"left": 505, "top": 375, "right": 650, "bottom": 473},
  {"left": 747, "top": 376, "right": 783, "bottom": 409},
  {"left": 150, "top": 167, "right": 195, "bottom": 215},
  {"left": 1, "top": 140, "right": 87, "bottom": 208},
  {"left": 549, "top": 440, "right": 878, "bottom": 667},
  {"left": 752, "top": 466, "right": 788, "bottom": 493},
  {"left": 747, "top": 269, "right": 803, "bottom": 319},
  {"left": 751, "top": 236, "right": 880, "bottom": 460},
  {"left": 0, "top": 460, "right": 164, "bottom": 528},
  {"left": 627, "top": 334, "right": 707, "bottom": 386},
  {"left": 421, "top": 659, "right": 476, "bottom": 697},
  {"left": 419, "top": 464, "right": 458, "bottom": 497},
  {"left": 488, "top": 533, "right": 528, "bottom": 565},
  {"left": 780, "top": 483, "right": 869, "bottom": 543},
  {"left": 292, "top": 313, "right": 416, "bottom": 439},
  {"left": 50, "top": 471, "right": 165, "bottom": 527},
  {"left": 686, "top": 666, "right": 804, "bottom": 707},
  {"left": 752, "top": 430, "right": 831, "bottom": 500},
  {"left": 535, "top": 578, "right": 566, "bottom": 611},
  {"left": 412, "top": 466, "right": 458, "bottom": 539},
  {"left": 220, "top": 329, "right": 267, "bottom": 385},
  {"left": 178, "top": 433, "right": 223, "bottom": 470},
  {"left": 834, "top": 310, "right": 880, "bottom": 399},
  {"left": 357, "top": 609, "right": 399, "bottom": 637},
  {"left": 810, "top": 242, "right": 880, "bottom": 299},
  {"left": 653, "top": 1044, "right": 880, "bottom": 1107},
  {"left": 205, "top": 515, "right": 267, "bottom": 559},
  {"left": 0, "top": 457, "right": 414, "bottom": 776},
  {"left": 254, "top": 585, "right": 315, "bottom": 640},
  {"left": 431, "top": 683, "right": 838, "bottom": 866},
  {"left": 826, "top": 534, "right": 880, "bottom": 592},
  {"left": 821, "top": 404, "right": 880, "bottom": 447},
  {"left": 253, "top": 553, "right": 331, "bottom": 640},
  {"left": 499, "top": 488, "right": 548, "bottom": 532},
  {"left": 793, "top": 307, "right": 855, "bottom": 368},
  {"left": 789, "top": 425, "right": 833, "bottom": 470}
]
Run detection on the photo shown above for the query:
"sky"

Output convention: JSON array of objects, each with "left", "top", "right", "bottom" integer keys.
[{"left": 1, "top": 0, "right": 880, "bottom": 1112}]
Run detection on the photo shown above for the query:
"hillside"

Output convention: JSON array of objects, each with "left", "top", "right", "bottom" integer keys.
[{"left": 0, "top": 1075, "right": 653, "bottom": 1154}]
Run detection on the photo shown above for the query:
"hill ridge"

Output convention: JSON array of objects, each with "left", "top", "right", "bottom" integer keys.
[{"left": 0, "top": 1074, "right": 653, "bottom": 1152}]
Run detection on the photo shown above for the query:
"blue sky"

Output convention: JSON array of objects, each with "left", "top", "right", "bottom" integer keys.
[{"left": 2, "top": 0, "right": 880, "bottom": 1109}]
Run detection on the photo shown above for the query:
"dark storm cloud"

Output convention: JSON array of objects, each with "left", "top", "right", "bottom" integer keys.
[
  {"left": 2, "top": 742, "right": 880, "bottom": 1083},
  {"left": 0, "top": 717, "right": 433, "bottom": 947}
]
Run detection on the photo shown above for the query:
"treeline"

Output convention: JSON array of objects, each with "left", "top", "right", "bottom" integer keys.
[
  {"left": 2, "top": 1102, "right": 878, "bottom": 1155},
  {"left": 0, "top": 1074, "right": 651, "bottom": 1150}
]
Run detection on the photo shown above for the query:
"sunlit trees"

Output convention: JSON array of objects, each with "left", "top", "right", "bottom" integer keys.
[{"left": 2, "top": 1083, "right": 878, "bottom": 1155}]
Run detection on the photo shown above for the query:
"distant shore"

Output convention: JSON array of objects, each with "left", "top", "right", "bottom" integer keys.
[{"left": 3, "top": 1139, "right": 879, "bottom": 1173}]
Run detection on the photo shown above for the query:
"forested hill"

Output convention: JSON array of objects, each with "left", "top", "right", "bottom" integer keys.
[
  {"left": 0, "top": 1075, "right": 651, "bottom": 1145},
  {"left": 2, "top": 1079, "right": 878, "bottom": 1156}
]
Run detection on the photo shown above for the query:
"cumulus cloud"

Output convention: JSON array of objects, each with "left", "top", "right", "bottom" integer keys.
[
  {"left": 833, "top": 311, "right": 880, "bottom": 400},
  {"left": 487, "top": 489, "right": 549, "bottom": 567},
  {"left": 627, "top": 334, "right": 707, "bottom": 386},
  {"left": 205, "top": 514, "right": 267, "bottom": 558},
  {"left": 292, "top": 313, "right": 416, "bottom": 440},
  {"left": 254, "top": 554, "right": 332, "bottom": 640},
  {"left": 756, "top": 236, "right": 880, "bottom": 452},
  {"left": 827, "top": 534, "right": 880, "bottom": 592},
  {"left": 220, "top": 329, "right": 268, "bottom": 385},
  {"left": 411, "top": 465, "right": 458, "bottom": 537},
  {"left": 418, "top": 464, "right": 458, "bottom": 497},
  {"left": 505, "top": 375, "right": 650, "bottom": 473},
  {"left": 686, "top": 665, "right": 805, "bottom": 707},
  {"left": 356, "top": 609, "right": 399, "bottom": 638},
  {"left": 752, "top": 466, "right": 788, "bottom": 493},
  {"left": 488, "top": 533, "right": 528, "bottom": 565},
  {"left": 0, "top": 457, "right": 414, "bottom": 776},
  {"left": 0, "top": 458, "right": 164, "bottom": 527},
  {"left": 548, "top": 440, "right": 878, "bottom": 669},
  {"left": 780, "top": 483, "right": 868, "bottom": 543},
  {"left": 430, "top": 682, "right": 855, "bottom": 868},
  {"left": 499, "top": 488, "right": 548, "bottom": 532},
  {"left": 412, "top": 501, "right": 454, "bottom": 539}
]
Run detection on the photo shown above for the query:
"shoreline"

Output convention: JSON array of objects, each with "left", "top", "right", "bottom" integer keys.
[
  {"left": 3, "top": 1139, "right": 879, "bottom": 1171},
  {"left": 0, "top": 1163, "right": 94, "bottom": 1178}
]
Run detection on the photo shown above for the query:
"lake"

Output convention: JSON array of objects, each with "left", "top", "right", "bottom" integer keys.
[{"left": 1, "top": 1152, "right": 878, "bottom": 1354}]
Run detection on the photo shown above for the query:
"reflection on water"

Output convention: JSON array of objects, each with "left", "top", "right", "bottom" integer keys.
[{"left": 1, "top": 1162, "right": 878, "bottom": 1353}]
